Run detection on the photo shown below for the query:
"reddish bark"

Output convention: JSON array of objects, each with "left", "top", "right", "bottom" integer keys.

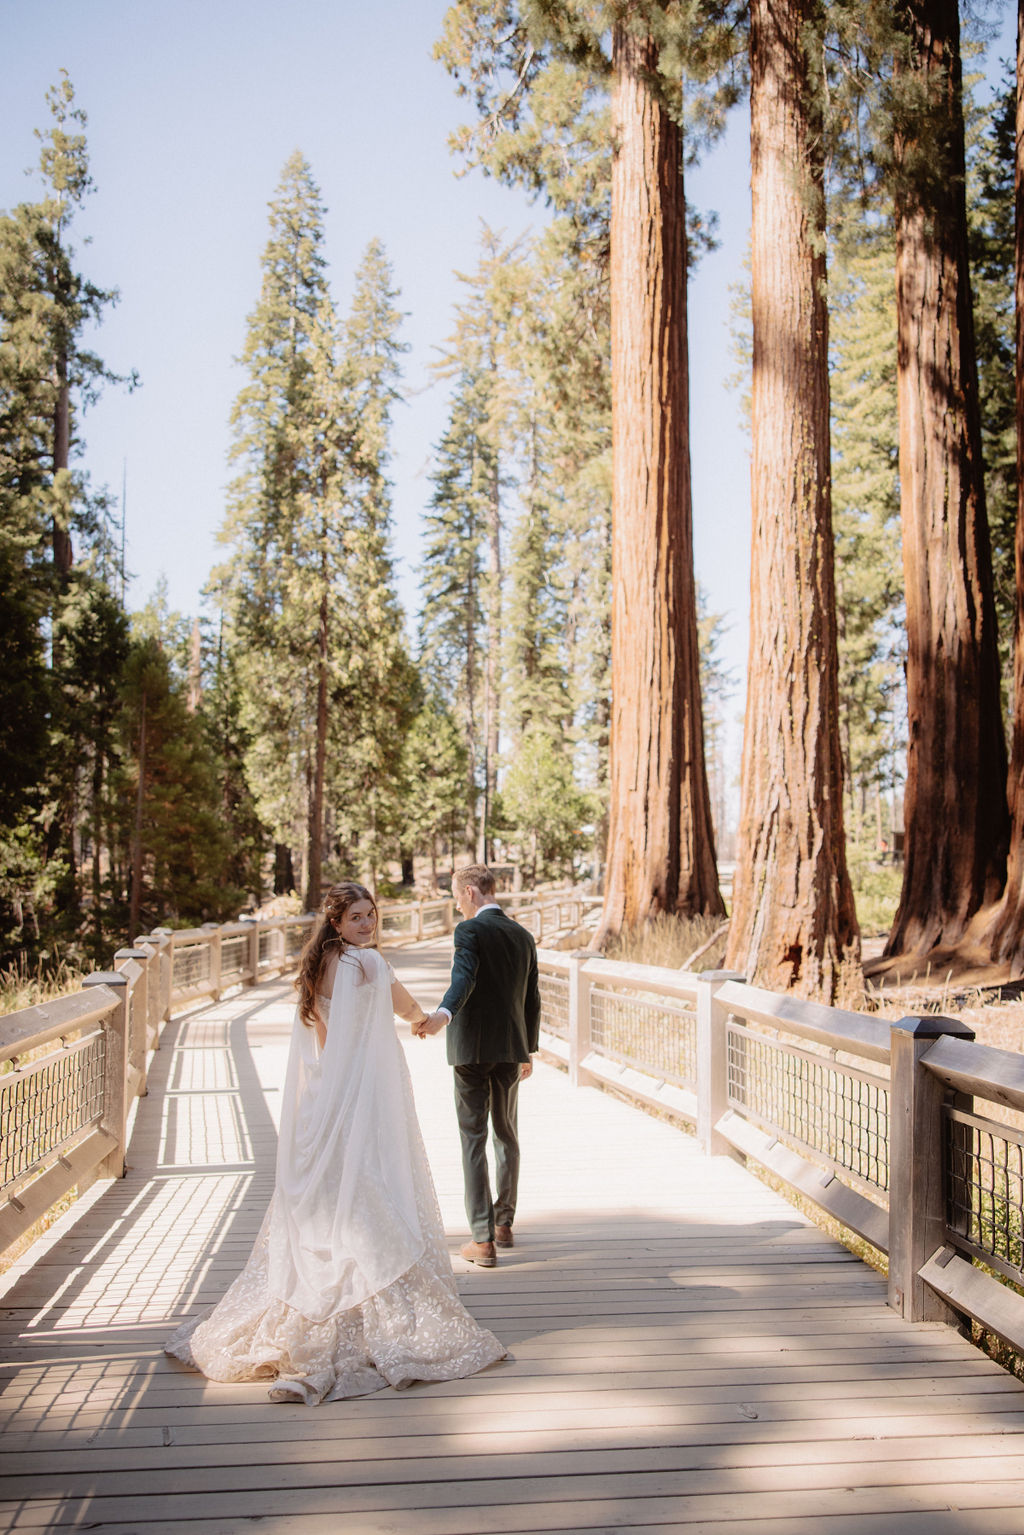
[
  {"left": 725, "top": 0, "right": 859, "bottom": 998},
  {"left": 988, "top": 2, "right": 1024, "bottom": 971},
  {"left": 885, "top": 0, "right": 1008, "bottom": 960},
  {"left": 596, "top": 16, "right": 724, "bottom": 945}
]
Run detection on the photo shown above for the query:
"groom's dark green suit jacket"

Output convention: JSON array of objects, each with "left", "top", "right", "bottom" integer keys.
[{"left": 440, "top": 906, "right": 541, "bottom": 1066}]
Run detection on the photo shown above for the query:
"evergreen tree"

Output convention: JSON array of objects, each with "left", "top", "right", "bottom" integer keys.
[
  {"left": 419, "top": 370, "right": 491, "bottom": 857},
  {"left": 397, "top": 700, "right": 471, "bottom": 889},
  {"left": 501, "top": 723, "right": 591, "bottom": 886},
  {"left": 828, "top": 232, "right": 904, "bottom": 851},
  {"left": 434, "top": 227, "right": 529, "bottom": 858},
  {"left": 0, "top": 73, "right": 134, "bottom": 958},
  {"left": 727, "top": 0, "right": 859, "bottom": 998},
  {"left": 111, "top": 636, "right": 244, "bottom": 934},
  {"left": 967, "top": 69, "right": 1016, "bottom": 681},
  {"left": 327, "top": 240, "right": 419, "bottom": 892},
  {"left": 882, "top": 0, "right": 1008, "bottom": 958},
  {"left": 217, "top": 153, "right": 346, "bottom": 909}
]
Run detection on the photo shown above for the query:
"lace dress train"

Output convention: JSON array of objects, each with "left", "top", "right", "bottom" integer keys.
[{"left": 165, "top": 951, "right": 505, "bottom": 1404}]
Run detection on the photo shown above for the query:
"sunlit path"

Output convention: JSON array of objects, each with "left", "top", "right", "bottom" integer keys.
[{"left": 3, "top": 947, "right": 1024, "bottom": 1533}]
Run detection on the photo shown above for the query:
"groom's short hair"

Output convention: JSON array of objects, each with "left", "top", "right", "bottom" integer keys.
[{"left": 453, "top": 863, "right": 496, "bottom": 898}]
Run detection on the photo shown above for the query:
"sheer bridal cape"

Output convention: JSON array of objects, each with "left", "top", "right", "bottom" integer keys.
[{"left": 165, "top": 947, "right": 505, "bottom": 1404}]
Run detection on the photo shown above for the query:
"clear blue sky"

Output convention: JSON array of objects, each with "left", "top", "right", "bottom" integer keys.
[{"left": 3, "top": 0, "right": 1016, "bottom": 732}]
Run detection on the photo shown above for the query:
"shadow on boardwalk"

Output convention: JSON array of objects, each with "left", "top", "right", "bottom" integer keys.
[{"left": 2, "top": 955, "right": 1024, "bottom": 1534}]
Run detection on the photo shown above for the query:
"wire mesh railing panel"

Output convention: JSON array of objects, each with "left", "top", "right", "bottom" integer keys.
[
  {"left": 0, "top": 1032, "right": 106, "bottom": 1195},
  {"left": 380, "top": 909, "right": 415, "bottom": 935},
  {"left": 173, "top": 942, "right": 211, "bottom": 992},
  {"left": 220, "top": 936, "right": 248, "bottom": 982},
  {"left": 590, "top": 985, "right": 697, "bottom": 1091},
  {"left": 421, "top": 905, "right": 449, "bottom": 934},
  {"left": 539, "top": 972, "right": 569, "bottom": 1040},
  {"left": 283, "top": 923, "right": 309, "bottom": 960},
  {"left": 258, "top": 929, "right": 276, "bottom": 965},
  {"left": 946, "top": 1106, "right": 1024, "bottom": 1285},
  {"left": 727, "top": 1023, "right": 889, "bottom": 1196}
]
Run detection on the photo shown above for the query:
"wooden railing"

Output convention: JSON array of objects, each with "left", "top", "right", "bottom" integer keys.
[
  {"left": 536, "top": 953, "right": 1024, "bottom": 1354},
  {"left": 0, "top": 890, "right": 594, "bottom": 1258}
]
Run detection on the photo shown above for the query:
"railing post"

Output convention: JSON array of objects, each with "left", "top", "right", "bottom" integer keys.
[
  {"left": 567, "top": 951, "right": 595, "bottom": 1089},
  {"left": 888, "top": 1013, "right": 975, "bottom": 1324},
  {"left": 201, "top": 922, "right": 222, "bottom": 1000},
  {"left": 271, "top": 919, "right": 287, "bottom": 972},
  {"left": 240, "top": 914, "right": 260, "bottom": 987},
  {"left": 82, "top": 971, "right": 131, "bottom": 1179},
  {"left": 138, "top": 939, "right": 161, "bottom": 1046},
  {"left": 695, "top": 969, "right": 744, "bottom": 1157},
  {"left": 148, "top": 929, "right": 173, "bottom": 1020},
  {"left": 114, "top": 948, "right": 151, "bottom": 1095}
]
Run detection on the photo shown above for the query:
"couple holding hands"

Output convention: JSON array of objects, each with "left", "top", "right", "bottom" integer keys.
[{"left": 167, "top": 863, "right": 541, "bottom": 1405}]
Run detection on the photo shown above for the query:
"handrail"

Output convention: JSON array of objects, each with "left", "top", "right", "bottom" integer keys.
[{"left": 534, "top": 953, "right": 1024, "bottom": 1356}]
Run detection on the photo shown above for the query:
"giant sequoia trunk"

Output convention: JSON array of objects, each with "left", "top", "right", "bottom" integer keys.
[
  {"left": 885, "top": 0, "right": 1008, "bottom": 960},
  {"left": 988, "top": 3, "right": 1024, "bottom": 972},
  {"left": 596, "top": 16, "right": 724, "bottom": 944},
  {"left": 725, "top": 0, "right": 859, "bottom": 998}
]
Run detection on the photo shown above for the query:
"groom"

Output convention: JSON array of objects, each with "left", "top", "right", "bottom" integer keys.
[{"left": 415, "top": 864, "right": 541, "bottom": 1267}]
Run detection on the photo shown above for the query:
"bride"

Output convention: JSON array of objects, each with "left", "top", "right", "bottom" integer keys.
[{"left": 165, "top": 881, "right": 506, "bottom": 1404}]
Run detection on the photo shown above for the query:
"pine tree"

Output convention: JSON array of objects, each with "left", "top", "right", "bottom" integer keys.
[
  {"left": 112, "top": 635, "right": 243, "bottom": 934},
  {"left": 418, "top": 371, "right": 490, "bottom": 857},
  {"left": 217, "top": 153, "right": 346, "bottom": 909},
  {"left": 828, "top": 231, "right": 904, "bottom": 851},
  {"left": 0, "top": 72, "right": 134, "bottom": 956},
  {"left": 398, "top": 700, "right": 471, "bottom": 888},
  {"left": 327, "top": 240, "right": 419, "bottom": 892}
]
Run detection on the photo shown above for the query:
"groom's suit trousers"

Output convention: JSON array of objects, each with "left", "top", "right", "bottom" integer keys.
[{"left": 453, "top": 1062, "right": 521, "bottom": 1242}]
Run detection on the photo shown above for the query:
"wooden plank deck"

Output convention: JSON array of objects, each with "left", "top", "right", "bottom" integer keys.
[{"left": 2, "top": 940, "right": 1024, "bottom": 1534}]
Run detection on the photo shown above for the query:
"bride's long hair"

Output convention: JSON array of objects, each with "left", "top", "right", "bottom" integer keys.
[{"left": 295, "top": 881, "right": 378, "bottom": 1026}]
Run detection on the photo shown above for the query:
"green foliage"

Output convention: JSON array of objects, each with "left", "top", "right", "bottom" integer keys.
[
  {"left": 967, "top": 67, "right": 1016, "bottom": 692},
  {"left": 396, "top": 699, "right": 472, "bottom": 883},
  {"left": 828, "top": 226, "right": 904, "bottom": 840},
  {"left": 217, "top": 158, "right": 418, "bottom": 899},
  {"left": 846, "top": 842, "right": 904, "bottom": 938},
  {"left": 110, "top": 636, "right": 246, "bottom": 928},
  {"left": 499, "top": 724, "right": 591, "bottom": 884}
]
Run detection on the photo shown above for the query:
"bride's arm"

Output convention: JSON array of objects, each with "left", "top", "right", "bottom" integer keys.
[
  {"left": 313, "top": 1007, "right": 327, "bottom": 1052},
  {"left": 390, "top": 977, "right": 429, "bottom": 1029}
]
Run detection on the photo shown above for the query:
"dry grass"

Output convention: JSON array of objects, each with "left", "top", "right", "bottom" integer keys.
[
  {"left": 604, "top": 911, "right": 729, "bottom": 971},
  {"left": 0, "top": 956, "right": 85, "bottom": 1019}
]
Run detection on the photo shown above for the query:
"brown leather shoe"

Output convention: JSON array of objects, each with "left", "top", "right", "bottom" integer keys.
[
  {"left": 494, "top": 1224, "right": 513, "bottom": 1248},
  {"left": 460, "top": 1239, "right": 496, "bottom": 1267}
]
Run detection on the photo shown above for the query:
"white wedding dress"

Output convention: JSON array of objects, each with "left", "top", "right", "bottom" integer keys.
[{"left": 165, "top": 947, "right": 505, "bottom": 1404}]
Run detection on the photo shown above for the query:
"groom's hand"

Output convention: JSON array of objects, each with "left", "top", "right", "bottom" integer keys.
[{"left": 419, "top": 1011, "right": 448, "bottom": 1037}]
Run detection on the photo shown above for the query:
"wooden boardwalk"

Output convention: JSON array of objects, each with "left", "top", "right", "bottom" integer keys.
[{"left": 3, "top": 941, "right": 1024, "bottom": 1534}]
